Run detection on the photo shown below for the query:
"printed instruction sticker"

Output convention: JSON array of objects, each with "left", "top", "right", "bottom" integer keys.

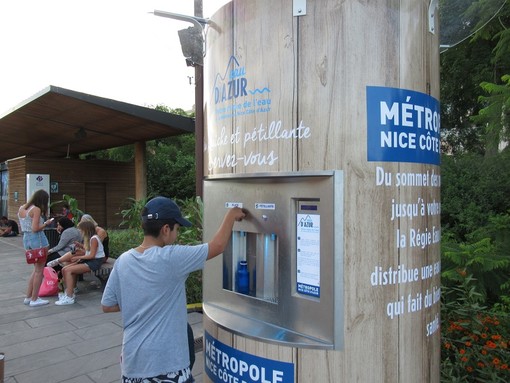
[
  {"left": 296, "top": 214, "right": 321, "bottom": 297},
  {"left": 255, "top": 203, "right": 276, "bottom": 210},
  {"left": 225, "top": 202, "right": 243, "bottom": 208}
]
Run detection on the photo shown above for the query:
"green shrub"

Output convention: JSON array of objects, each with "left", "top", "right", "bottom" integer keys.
[
  {"left": 441, "top": 277, "right": 510, "bottom": 382},
  {"left": 441, "top": 231, "right": 510, "bottom": 305},
  {"left": 176, "top": 197, "right": 204, "bottom": 304},
  {"left": 50, "top": 194, "right": 84, "bottom": 225},
  {"left": 175, "top": 197, "right": 203, "bottom": 246},
  {"left": 118, "top": 195, "right": 154, "bottom": 229},
  {"left": 186, "top": 271, "right": 203, "bottom": 305},
  {"left": 441, "top": 215, "right": 510, "bottom": 382},
  {"left": 107, "top": 229, "right": 144, "bottom": 259}
]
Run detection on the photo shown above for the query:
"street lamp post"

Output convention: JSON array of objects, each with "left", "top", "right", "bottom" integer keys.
[
  {"left": 194, "top": 0, "right": 204, "bottom": 198},
  {"left": 153, "top": 1, "right": 207, "bottom": 197}
]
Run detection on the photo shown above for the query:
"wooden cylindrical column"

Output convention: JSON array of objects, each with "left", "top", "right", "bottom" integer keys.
[{"left": 203, "top": 1, "right": 441, "bottom": 381}]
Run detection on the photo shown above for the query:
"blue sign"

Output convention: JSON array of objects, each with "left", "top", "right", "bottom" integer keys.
[
  {"left": 50, "top": 182, "right": 59, "bottom": 193},
  {"left": 204, "top": 331, "right": 295, "bottom": 383},
  {"left": 297, "top": 282, "right": 320, "bottom": 298},
  {"left": 366, "top": 86, "right": 440, "bottom": 165}
]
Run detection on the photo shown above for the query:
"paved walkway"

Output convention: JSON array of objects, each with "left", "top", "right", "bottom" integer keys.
[{"left": 0, "top": 235, "right": 204, "bottom": 383}]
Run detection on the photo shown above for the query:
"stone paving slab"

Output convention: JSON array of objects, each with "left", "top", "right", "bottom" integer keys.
[{"left": 0, "top": 235, "right": 204, "bottom": 383}]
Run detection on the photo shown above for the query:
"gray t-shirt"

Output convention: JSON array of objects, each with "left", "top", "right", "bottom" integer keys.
[
  {"left": 101, "top": 243, "right": 208, "bottom": 378},
  {"left": 49, "top": 227, "right": 82, "bottom": 256}
]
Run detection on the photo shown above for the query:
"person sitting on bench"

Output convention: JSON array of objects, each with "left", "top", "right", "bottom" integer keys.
[
  {"left": 48, "top": 220, "right": 105, "bottom": 305},
  {"left": 80, "top": 214, "right": 109, "bottom": 262},
  {"left": 0, "top": 216, "right": 19, "bottom": 237},
  {"left": 46, "top": 217, "right": 82, "bottom": 269}
]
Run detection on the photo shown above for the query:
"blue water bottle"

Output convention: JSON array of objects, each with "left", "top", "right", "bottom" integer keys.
[{"left": 236, "top": 260, "right": 249, "bottom": 295}]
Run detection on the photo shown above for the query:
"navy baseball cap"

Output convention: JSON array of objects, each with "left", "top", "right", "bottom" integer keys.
[{"left": 142, "top": 196, "right": 192, "bottom": 227}]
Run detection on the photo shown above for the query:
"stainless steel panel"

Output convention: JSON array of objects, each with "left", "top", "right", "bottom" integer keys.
[{"left": 203, "top": 171, "right": 344, "bottom": 349}]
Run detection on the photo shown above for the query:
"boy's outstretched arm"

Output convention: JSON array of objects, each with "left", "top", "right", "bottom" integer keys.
[{"left": 207, "top": 207, "right": 247, "bottom": 260}]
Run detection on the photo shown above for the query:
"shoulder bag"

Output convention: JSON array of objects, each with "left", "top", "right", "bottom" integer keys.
[{"left": 26, "top": 233, "right": 48, "bottom": 264}]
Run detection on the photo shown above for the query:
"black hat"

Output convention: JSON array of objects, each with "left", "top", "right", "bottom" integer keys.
[{"left": 142, "top": 196, "right": 192, "bottom": 227}]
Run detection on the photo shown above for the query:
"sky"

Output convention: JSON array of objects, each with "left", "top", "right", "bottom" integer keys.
[{"left": 0, "top": 0, "right": 229, "bottom": 116}]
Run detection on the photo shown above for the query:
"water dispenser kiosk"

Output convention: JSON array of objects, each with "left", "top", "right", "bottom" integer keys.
[
  {"left": 203, "top": 171, "right": 344, "bottom": 349},
  {"left": 200, "top": 1, "right": 441, "bottom": 380}
]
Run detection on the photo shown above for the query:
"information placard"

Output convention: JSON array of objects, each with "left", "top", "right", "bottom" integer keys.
[{"left": 296, "top": 214, "right": 321, "bottom": 297}]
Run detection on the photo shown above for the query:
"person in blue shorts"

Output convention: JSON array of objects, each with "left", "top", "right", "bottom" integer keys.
[
  {"left": 18, "top": 189, "right": 54, "bottom": 307},
  {"left": 101, "top": 196, "right": 246, "bottom": 383}
]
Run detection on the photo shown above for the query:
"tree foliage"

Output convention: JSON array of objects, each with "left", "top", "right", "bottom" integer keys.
[
  {"left": 441, "top": 149, "right": 510, "bottom": 240},
  {"left": 440, "top": 4, "right": 510, "bottom": 378},
  {"left": 146, "top": 133, "right": 196, "bottom": 200},
  {"left": 472, "top": 75, "right": 510, "bottom": 155},
  {"left": 440, "top": 0, "right": 510, "bottom": 154}
]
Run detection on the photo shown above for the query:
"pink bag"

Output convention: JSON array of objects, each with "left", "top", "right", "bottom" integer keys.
[{"left": 39, "top": 267, "right": 59, "bottom": 296}]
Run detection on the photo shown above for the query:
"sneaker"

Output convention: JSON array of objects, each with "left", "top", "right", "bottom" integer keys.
[
  {"left": 58, "top": 292, "right": 75, "bottom": 300},
  {"left": 29, "top": 298, "right": 49, "bottom": 307},
  {"left": 55, "top": 294, "right": 75, "bottom": 305},
  {"left": 23, "top": 297, "right": 31, "bottom": 305},
  {"left": 47, "top": 259, "right": 61, "bottom": 268}
]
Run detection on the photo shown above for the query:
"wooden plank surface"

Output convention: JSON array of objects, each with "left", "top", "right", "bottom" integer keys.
[{"left": 203, "top": 1, "right": 440, "bottom": 382}]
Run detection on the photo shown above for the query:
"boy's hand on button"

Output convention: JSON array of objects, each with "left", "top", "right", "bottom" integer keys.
[{"left": 230, "top": 207, "right": 247, "bottom": 221}]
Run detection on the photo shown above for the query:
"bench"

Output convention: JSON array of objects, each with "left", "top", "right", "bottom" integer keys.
[{"left": 90, "top": 258, "right": 115, "bottom": 284}]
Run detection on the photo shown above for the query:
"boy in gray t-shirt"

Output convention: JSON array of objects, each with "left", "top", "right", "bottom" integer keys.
[{"left": 101, "top": 196, "right": 246, "bottom": 383}]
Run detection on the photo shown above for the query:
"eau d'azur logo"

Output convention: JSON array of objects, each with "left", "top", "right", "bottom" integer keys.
[{"left": 212, "top": 56, "right": 272, "bottom": 121}]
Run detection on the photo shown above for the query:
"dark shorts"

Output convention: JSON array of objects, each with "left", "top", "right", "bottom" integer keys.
[
  {"left": 82, "top": 257, "right": 104, "bottom": 271},
  {"left": 122, "top": 367, "right": 193, "bottom": 383}
]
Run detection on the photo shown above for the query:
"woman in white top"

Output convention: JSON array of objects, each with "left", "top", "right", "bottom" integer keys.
[
  {"left": 80, "top": 214, "right": 109, "bottom": 262},
  {"left": 17, "top": 189, "right": 54, "bottom": 307},
  {"left": 49, "top": 220, "right": 105, "bottom": 305}
]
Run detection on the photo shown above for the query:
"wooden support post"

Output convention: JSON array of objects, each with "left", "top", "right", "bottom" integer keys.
[{"left": 134, "top": 141, "right": 147, "bottom": 201}]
